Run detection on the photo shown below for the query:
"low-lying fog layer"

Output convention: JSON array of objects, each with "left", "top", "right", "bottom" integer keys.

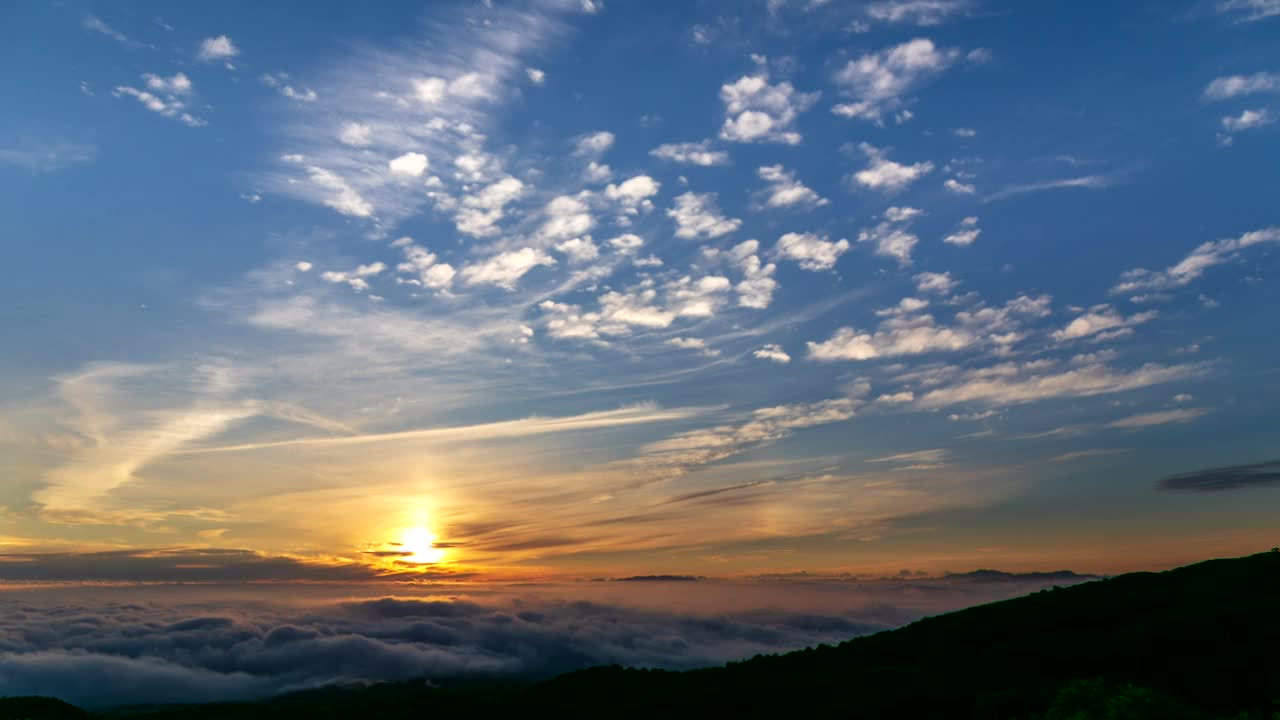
[{"left": 0, "top": 573, "right": 1090, "bottom": 707}]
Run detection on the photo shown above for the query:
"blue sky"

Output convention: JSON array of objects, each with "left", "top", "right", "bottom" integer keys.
[{"left": 1, "top": 0, "right": 1278, "bottom": 579}]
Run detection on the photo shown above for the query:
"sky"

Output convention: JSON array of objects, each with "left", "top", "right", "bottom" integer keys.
[{"left": 2, "top": 0, "right": 1279, "bottom": 594}]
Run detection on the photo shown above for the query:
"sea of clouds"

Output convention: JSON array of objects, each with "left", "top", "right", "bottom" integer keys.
[{"left": 0, "top": 574, "right": 1087, "bottom": 708}]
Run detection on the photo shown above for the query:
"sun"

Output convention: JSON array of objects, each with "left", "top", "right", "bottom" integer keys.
[{"left": 399, "top": 526, "right": 446, "bottom": 565}]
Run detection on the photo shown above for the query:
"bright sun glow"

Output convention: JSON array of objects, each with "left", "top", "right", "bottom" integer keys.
[{"left": 400, "top": 526, "right": 446, "bottom": 564}]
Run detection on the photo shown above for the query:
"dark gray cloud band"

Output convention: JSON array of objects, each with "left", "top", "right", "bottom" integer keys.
[
  {"left": 1158, "top": 459, "right": 1280, "bottom": 492},
  {"left": 0, "top": 548, "right": 468, "bottom": 582}
]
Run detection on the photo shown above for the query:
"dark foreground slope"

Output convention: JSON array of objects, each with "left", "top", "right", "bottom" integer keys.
[
  {"left": 3, "top": 550, "right": 1278, "bottom": 720},
  {"left": 532, "top": 549, "right": 1280, "bottom": 719}
]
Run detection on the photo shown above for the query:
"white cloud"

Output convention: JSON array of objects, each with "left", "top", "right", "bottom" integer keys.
[
  {"left": 1070, "top": 350, "right": 1119, "bottom": 366},
  {"left": 411, "top": 73, "right": 496, "bottom": 105},
  {"left": 421, "top": 264, "right": 458, "bottom": 290},
  {"left": 912, "top": 360, "right": 1205, "bottom": 409},
  {"left": 143, "top": 73, "right": 192, "bottom": 94},
  {"left": 526, "top": 67, "right": 546, "bottom": 84},
  {"left": 913, "top": 271, "right": 958, "bottom": 295},
  {"left": 728, "top": 240, "right": 779, "bottom": 309},
  {"left": 773, "top": 232, "right": 850, "bottom": 271},
  {"left": 411, "top": 77, "right": 447, "bottom": 104},
  {"left": 600, "top": 289, "right": 676, "bottom": 329},
  {"left": 1221, "top": 108, "right": 1274, "bottom": 132},
  {"left": 668, "top": 192, "right": 741, "bottom": 239},
  {"left": 753, "top": 344, "right": 791, "bottom": 363},
  {"left": 461, "top": 247, "right": 556, "bottom": 289},
  {"left": 650, "top": 141, "right": 730, "bottom": 166},
  {"left": 113, "top": 74, "right": 205, "bottom": 127},
  {"left": 259, "top": 4, "right": 570, "bottom": 225},
  {"left": 756, "top": 165, "right": 828, "bottom": 209},
  {"left": 808, "top": 293, "right": 1050, "bottom": 361},
  {"left": 876, "top": 297, "right": 930, "bottom": 317},
  {"left": 1105, "top": 408, "right": 1209, "bottom": 428},
  {"left": 1111, "top": 226, "right": 1280, "bottom": 295},
  {"left": 539, "top": 300, "right": 603, "bottom": 340},
  {"left": 261, "top": 73, "right": 317, "bottom": 102},
  {"left": 294, "top": 261, "right": 313, "bottom": 272},
  {"left": 455, "top": 149, "right": 500, "bottom": 180},
  {"left": 540, "top": 285, "right": 684, "bottom": 341},
  {"left": 942, "top": 216, "right": 981, "bottom": 247},
  {"left": 953, "top": 127, "right": 977, "bottom": 137},
  {"left": 884, "top": 206, "right": 923, "bottom": 223},
  {"left": 869, "top": 448, "right": 946, "bottom": 464},
  {"left": 555, "top": 236, "right": 600, "bottom": 264},
  {"left": 446, "top": 72, "right": 499, "bottom": 100},
  {"left": 851, "top": 143, "right": 934, "bottom": 192},
  {"left": 809, "top": 320, "right": 969, "bottom": 361},
  {"left": 82, "top": 15, "right": 135, "bottom": 46},
  {"left": 393, "top": 238, "right": 455, "bottom": 290},
  {"left": 861, "top": 228, "right": 917, "bottom": 265},
  {"left": 280, "top": 85, "right": 316, "bottom": 102},
  {"left": 858, "top": 205, "right": 925, "bottom": 266},
  {"left": 607, "top": 233, "right": 644, "bottom": 255},
  {"left": 321, "top": 262, "right": 386, "bottom": 292},
  {"left": 985, "top": 174, "right": 1114, "bottom": 201},
  {"left": 453, "top": 176, "right": 525, "bottom": 237},
  {"left": 666, "top": 337, "right": 720, "bottom": 356},
  {"left": 388, "top": 152, "right": 429, "bottom": 177},
  {"left": 1049, "top": 448, "right": 1130, "bottom": 463},
  {"left": 766, "top": 0, "right": 835, "bottom": 15},
  {"left": 538, "top": 194, "right": 595, "bottom": 241},
  {"left": 583, "top": 161, "right": 612, "bottom": 183},
  {"left": 948, "top": 409, "right": 998, "bottom": 422},
  {"left": 831, "top": 38, "right": 964, "bottom": 123},
  {"left": 31, "top": 364, "right": 258, "bottom": 520},
  {"left": 667, "top": 275, "right": 732, "bottom": 317},
  {"left": 866, "top": 1, "right": 967, "bottom": 25},
  {"left": 641, "top": 397, "right": 857, "bottom": 469},
  {"left": 574, "top": 131, "right": 616, "bottom": 157},
  {"left": 876, "top": 390, "right": 916, "bottom": 404},
  {"left": 1203, "top": 72, "right": 1280, "bottom": 100},
  {"left": 304, "top": 166, "right": 374, "bottom": 217},
  {"left": 1216, "top": 0, "right": 1280, "bottom": 23},
  {"left": 1051, "top": 306, "right": 1157, "bottom": 342},
  {"left": 339, "top": 122, "right": 374, "bottom": 147},
  {"left": 604, "top": 175, "right": 660, "bottom": 214},
  {"left": 943, "top": 178, "right": 976, "bottom": 194},
  {"left": 198, "top": 35, "right": 239, "bottom": 62},
  {"left": 719, "top": 69, "right": 819, "bottom": 145}
]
